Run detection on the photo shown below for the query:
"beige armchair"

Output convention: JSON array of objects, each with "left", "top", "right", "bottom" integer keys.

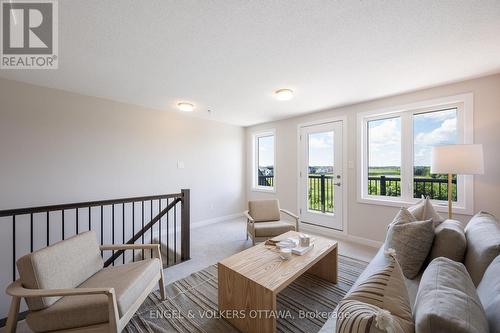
[
  {"left": 5, "top": 231, "right": 165, "bottom": 333},
  {"left": 245, "top": 199, "right": 299, "bottom": 245}
]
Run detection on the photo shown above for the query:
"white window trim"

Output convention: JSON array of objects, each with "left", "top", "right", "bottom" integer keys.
[
  {"left": 252, "top": 129, "right": 276, "bottom": 193},
  {"left": 357, "top": 93, "right": 474, "bottom": 215}
]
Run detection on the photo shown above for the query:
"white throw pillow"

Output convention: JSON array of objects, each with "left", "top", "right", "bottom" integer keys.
[
  {"left": 408, "top": 196, "right": 444, "bottom": 226},
  {"left": 336, "top": 253, "right": 414, "bottom": 333}
]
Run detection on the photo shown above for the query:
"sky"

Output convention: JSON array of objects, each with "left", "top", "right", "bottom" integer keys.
[
  {"left": 258, "top": 131, "right": 335, "bottom": 167},
  {"left": 368, "top": 109, "right": 457, "bottom": 167},
  {"left": 258, "top": 135, "right": 274, "bottom": 167},
  {"left": 259, "top": 108, "right": 458, "bottom": 168}
]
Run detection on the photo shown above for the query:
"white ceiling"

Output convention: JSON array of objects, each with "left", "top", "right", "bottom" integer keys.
[{"left": 2, "top": 0, "right": 500, "bottom": 126}]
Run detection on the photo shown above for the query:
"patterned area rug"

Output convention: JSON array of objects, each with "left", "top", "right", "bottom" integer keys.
[{"left": 124, "top": 255, "right": 367, "bottom": 333}]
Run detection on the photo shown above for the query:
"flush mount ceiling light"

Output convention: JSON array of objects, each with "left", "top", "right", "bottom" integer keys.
[
  {"left": 177, "top": 102, "right": 195, "bottom": 112},
  {"left": 274, "top": 88, "right": 294, "bottom": 101}
]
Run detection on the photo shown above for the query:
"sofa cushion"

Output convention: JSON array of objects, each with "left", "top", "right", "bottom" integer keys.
[
  {"left": 26, "top": 258, "right": 160, "bottom": 332},
  {"left": 336, "top": 300, "right": 409, "bottom": 333},
  {"left": 385, "top": 208, "right": 434, "bottom": 279},
  {"left": 428, "top": 219, "right": 466, "bottom": 262},
  {"left": 408, "top": 196, "right": 444, "bottom": 226},
  {"left": 414, "top": 257, "right": 489, "bottom": 333},
  {"left": 17, "top": 231, "right": 103, "bottom": 310},
  {"left": 337, "top": 253, "right": 414, "bottom": 333},
  {"left": 254, "top": 220, "right": 295, "bottom": 237},
  {"left": 248, "top": 199, "right": 280, "bottom": 222},
  {"left": 464, "top": 211, "right": 500, "bottom": 286},
  {"left": 477, "top": 255, "right": 500, "bottom": 333}
]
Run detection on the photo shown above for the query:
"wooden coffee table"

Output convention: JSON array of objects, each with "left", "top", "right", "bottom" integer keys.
[{"left": 218, "top": 231, "right": 338, "bottom": 333}]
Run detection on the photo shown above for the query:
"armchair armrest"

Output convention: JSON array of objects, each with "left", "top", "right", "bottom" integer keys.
[
  {"left": 100, "top": 244, "right": 160, "bottom": 251},
  {"left": 280, "top": 209, "right": 298, "bottom": 220},
  {"left": 244, "top": 210, "right": 255, "bottom": 223},
  {"left": 280, "top": 209, "right": 299, "bottom": 231},
  {"left": 5, "top": 280, "right": 120, "bottom": 332},
  {"left": 6, "top": 280, "right": 114, "bottom": 298}
]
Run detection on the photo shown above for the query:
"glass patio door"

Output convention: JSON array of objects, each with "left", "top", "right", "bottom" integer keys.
[{"left": 299, "top": 121, "right": 343, "bottom": 230}]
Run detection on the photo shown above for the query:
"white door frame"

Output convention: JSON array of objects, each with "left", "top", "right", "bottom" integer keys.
[{"left": 296, "top": 116, "right": 348, "bottom": 234}]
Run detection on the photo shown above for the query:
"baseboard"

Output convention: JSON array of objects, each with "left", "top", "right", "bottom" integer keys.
[
  {"left": 299, "top": 223, "right": 383, "bottom": 249},
  {"left": 191, "top": 213, "right": 244, "bottom": 229}
]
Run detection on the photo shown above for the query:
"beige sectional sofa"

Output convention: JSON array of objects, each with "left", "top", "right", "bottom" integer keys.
[{"left": 320, "top": 211, "right": 500, "bottom": 333}]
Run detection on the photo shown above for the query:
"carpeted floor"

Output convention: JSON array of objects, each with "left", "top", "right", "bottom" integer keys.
[{"left": 124, "top": 255, "right": 367, "bottom": 333}]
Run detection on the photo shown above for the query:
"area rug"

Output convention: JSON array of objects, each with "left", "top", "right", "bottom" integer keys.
[{"left": 124, "top": 255, "right": 367, "bottom": 333}]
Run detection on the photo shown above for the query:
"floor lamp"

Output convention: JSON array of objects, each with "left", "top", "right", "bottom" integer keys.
[{"left": 431, "top": 144, "right": 484, "bottom": 219}]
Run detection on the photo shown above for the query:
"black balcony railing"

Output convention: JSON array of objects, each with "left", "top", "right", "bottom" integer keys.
[
  {"left": 258, "top": 175, "right": 274, "bottom": 187},
  {"left": 368, "top": 176, "right": 457, "bottom": 201},
  {"left": 308, "top": 175, "right": 334, "bottom": 213}
]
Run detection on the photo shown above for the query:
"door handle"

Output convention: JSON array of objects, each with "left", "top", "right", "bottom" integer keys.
[{"left": 334, "top": 182, "right": 342, "bottom": 187}]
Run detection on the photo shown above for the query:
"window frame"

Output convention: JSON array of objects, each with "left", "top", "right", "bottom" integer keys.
[
  {"left": 357, "top": 93, "right": 474, "bottom": 215},
  {"left": 252, "top": 129, "right": 277, "bottom": 193}
]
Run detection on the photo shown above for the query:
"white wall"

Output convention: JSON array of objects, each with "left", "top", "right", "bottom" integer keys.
[
  {"left": 0, "top": 78, "right": 246, "bottom": 219},
  {"left": 0, "top": 78, "right": 246, "bottom": 317},
  {"left": 246, "top": 74, "right": 500, "bottom": 245}
]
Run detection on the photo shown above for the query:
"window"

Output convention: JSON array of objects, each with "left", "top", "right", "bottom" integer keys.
[
  {"left": 358, "top": 94, "right": 473, "bottom": 214},
  {"left": 413, "top": 109, "right": 458, "bottom": 201},
  {"left": 367, "top": 117, "right": 402, "bottom": 197},
  {"left": 253, "top": 131, "right": 275, "bottom": 191}
]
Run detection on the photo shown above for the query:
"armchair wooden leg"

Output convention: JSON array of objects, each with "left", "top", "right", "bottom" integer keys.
[
  {"left": 159, "top": 271, "right": 166, "bottom": 300},
  {"left": 154, "top": 246, "right": 166, "bottom": 300},
  {"left": 5, "top": 296, "right": 21, "bottom": 333}
]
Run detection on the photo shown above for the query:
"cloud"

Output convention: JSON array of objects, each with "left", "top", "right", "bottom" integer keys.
[
  {"left": 368, "top": 118, "right": 401, "bottom": 166},
  {"left": 309, "top": 133, "right": 333, "bottom": 149},
  {"left": 415, "top": 118, "right": 457, "bottom": 146},
  {"left": 368, "top": 118, "right": 400, "bottom": 145}
]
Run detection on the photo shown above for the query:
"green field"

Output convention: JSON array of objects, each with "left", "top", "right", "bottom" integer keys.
[{"left": 367, "top": 166, "right": 456, "bottom": 200}]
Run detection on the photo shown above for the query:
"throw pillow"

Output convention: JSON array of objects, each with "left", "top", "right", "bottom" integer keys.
[
  {"left": 385, "top": 207, "right": 434, "bottom": 279},
  {"left": 476, "top": 254, "right": 500, "bottom": 333},
  {"left": 428, "top": 219, "right": 466, "bottom": 262},
  {"left": 464, "top": 211, "right": 500, "bottom": 286},
  {"left": 408, "top": 196, "right": 444, "bottom": 226},
  {"left": 414, "top": 257, "right": 489, "bottom": 333},
  {"left": 336, "top": 253, "right": 414, "bottom": 333}
]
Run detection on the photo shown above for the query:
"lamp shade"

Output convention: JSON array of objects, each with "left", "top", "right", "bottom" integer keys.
[{"left": 431, "top": 144, "right": 484, "bottom": 175}]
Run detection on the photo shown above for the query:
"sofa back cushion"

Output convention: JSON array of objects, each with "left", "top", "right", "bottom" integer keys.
[
  {"left": 428, "top": 219, "right": 466, "bottom": 262},
  {"left": 414, "top": 257, "right": 489, "bottom": 333},
  {"left": 477, "top": 255, "right": 500, "bottom": 333},
  {"left": 16, "top": 231, "right": 103, "bottom": 310},
  {"left": 248, "top": 199, "right": 280, "bottom": 222},
  {"left": 464, "top": 211, "right": 500, "bottom": 286}
]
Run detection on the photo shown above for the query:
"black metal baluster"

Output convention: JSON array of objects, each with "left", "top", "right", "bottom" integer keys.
[
  {"left": 88, "top": 207, "right": 91, "bottom": 231},
  {"left": 166, "top": 198, "right": 169, "bottom": 265},
  {"left": 12, "top": 215, "right": 16, "bottom": 281},
  {"left": 122, "top": 203, "right": 125, "bottom": 264},
  {"left": 76, "top": 208, "right": 79, "bottom": 234},
  {"left": 100, "top": 206, "right": 103, "bottom": 256},
  {"left": 174, "top": 203, "right": 177, "bottom": 263},
  {"left": 112, "top": 204, "right": 115, "bottom": 266},
  {"left": 62, "top": 210, "right": 65, "bottom": 240},
  {"left": 150, "top": 200, "right": 153, "bottom": 258},
  {"left": 132, "top": 203, "right": 135, "bottom": 262},
  {"left": 158, "top": 199, "right": 162, "bottom": 255},
  {"left": 30, "top": 213, "right": 34, "bottom": 252},
  {"left": 141, "top": 201, "right": 145, "bottom": 259}
]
